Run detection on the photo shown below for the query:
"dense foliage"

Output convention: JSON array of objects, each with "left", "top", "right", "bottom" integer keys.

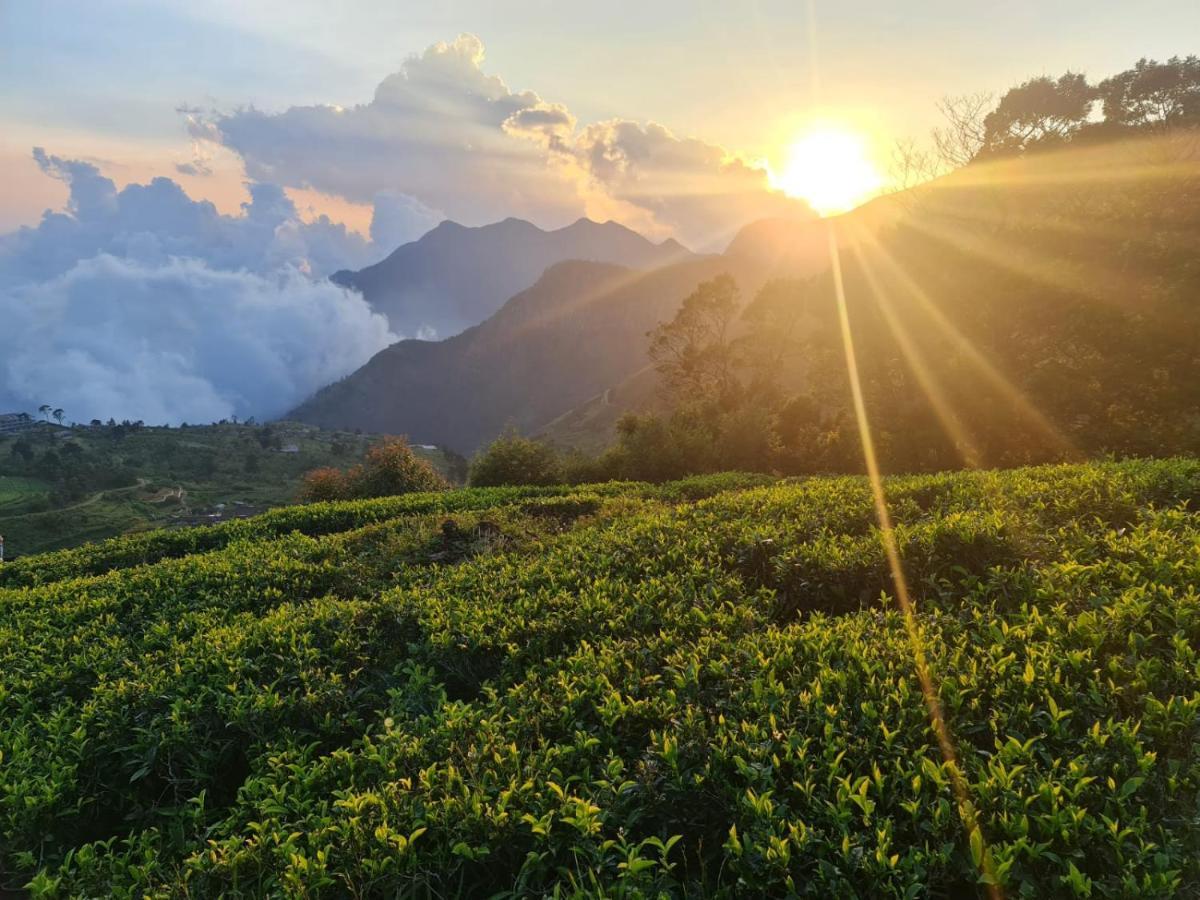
[
  {"left": 1, "top": 457, "right": 1197, "bottom": 897},
  {"left": 469, "top": 431, "right": 565, "bottom": 487},
  {"left": 299, "top": 438, "right": 449, "bottom": 502},
  {"left": 978, "top": 56, "right": 1200, "bottom": 157}
]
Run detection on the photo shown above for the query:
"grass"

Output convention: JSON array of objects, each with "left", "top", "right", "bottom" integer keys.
[
  {"left": 0, "top": 459, "right": 1197, "bottom": 897},
  {"left": 0, "top": 422, "right": 458, "bottom": 557},
  {"left": 0, "top": 476, "right": 50, "bottom": 517}
]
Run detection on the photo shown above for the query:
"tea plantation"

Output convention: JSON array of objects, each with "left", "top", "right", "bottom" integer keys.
[{"left": 1, "top": 459, "right": 1198, "bottom": 897}]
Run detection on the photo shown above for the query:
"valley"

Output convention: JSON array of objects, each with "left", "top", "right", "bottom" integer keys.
[{"left": 0, "top": 422, "right": 458, "bottom": 558}]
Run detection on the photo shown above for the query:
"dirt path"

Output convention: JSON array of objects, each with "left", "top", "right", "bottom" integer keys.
[{"left": 141, "top": 484, "right": 185, "bottom": 504}]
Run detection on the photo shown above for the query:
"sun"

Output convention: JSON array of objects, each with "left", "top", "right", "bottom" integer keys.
[{"left": 773, "top": 126, "right": 884, "bottom": 216}]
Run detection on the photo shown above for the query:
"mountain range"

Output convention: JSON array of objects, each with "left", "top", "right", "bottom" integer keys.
[
  {"left": 294, "top": 134, "right": 1200, "bottom": 464},
  {"left": 295, "top": 214, "right": 830, "bottom": 452},
  {"left": 295, "top": 255, "right": 729, "bottom": 450},
  {"left": 332, "top": 217, "right": 693, "bottom": 338}
]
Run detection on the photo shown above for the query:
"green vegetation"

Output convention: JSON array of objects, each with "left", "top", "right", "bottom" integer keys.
[
  {"left": 534, "top": 130, "right": 1200, "bottom": 481},
  {"left": 469, "top": 430, "right": 565, "bottom": 487},
  {"left": 0, "top": 476, "right": 50, "bottom": 516},
  {"left": 299, "top": 438, "right": 449, "bottom": 502},
  {"left": 0, "top": 422, "right": 456, "bottom": 558},
  {"left": 1, "top": 457, "right": 1197, "bottom": 896}
]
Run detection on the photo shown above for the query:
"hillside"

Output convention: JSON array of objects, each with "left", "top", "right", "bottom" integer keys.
[
  {"left": 292, "top": 215, "right": 847, "bottom": 453},
  {"left": 294, "top": 255, "right": 743, "bottom": 452},
  {"left": 535, "top": 364, "right": 667, "bottom": 454},
  {"left": 293, "top": 178, "right": 912, "bottom": 457},
  {"left": 544, "top": 134, "right": 1200, "bottom": 460},
  {"left": 332, "top": 217, "right": 694, "bottom": 338},
  {"left": 1, "top": 457, "right": 1197, "bottom": 895},
  {"left": 0, "top": 422, "right": 457, "bottom": 557}
]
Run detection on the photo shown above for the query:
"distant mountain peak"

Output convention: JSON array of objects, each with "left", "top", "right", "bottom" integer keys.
[
  {"left": 334, "top": 214, "right": 698, "bottom": 339},
  {"left": 427, "top": 219, "right": 465, "bottom": 234},
  {"left": 497, "top": 216, "right": 540, "bottom": 229}
]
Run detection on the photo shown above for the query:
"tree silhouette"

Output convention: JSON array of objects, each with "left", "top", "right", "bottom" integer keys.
[
  {"left": 981, "top": 73, "right": 1095, "bottom": 156},
  {"left": 52, "top": 409, "right": 65, "bottom": 426},
  {"left": 932, "top": 92, "right": 994, "bottom": 167},
  {"left": 1098, "top": 56, "right": 1200, "bottom": 130},
  {"left": 648, "top": 275, "right": 742, "bottom": 403},
  {"left": 10, "top": 439, "right": 34, "bottom": 463}
]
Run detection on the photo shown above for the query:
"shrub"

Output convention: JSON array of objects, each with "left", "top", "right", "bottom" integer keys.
[
  {"left": 348, "top": 438, "right": 448, "bottom": 497},
  {"left": 560, "top": 448, "right": 618, "bottom": 485},
  {"left": 469, "top": 431, "right": 563, "bottom": 486},
  {"left": 299, "top": 439, "right": 447, "bottom": 501},
  {"left": 607, "top": 411, "right": 718, "bottom": 482},
  {"left": 297, "top": 466, "right": 350, "bottom": 502}
]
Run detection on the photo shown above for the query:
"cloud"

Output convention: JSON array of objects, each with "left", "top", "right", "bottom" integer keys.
[
  {"left": 0, "top": 150, "right": 397, "bottom": 424},
  {"left": 519, "top": 118, "right": 809, "bottom": 248},
  {"left": 1, "top": 150, "right": 376, "bottom": 287},
  {"left": 0, "top": 255, "right": 394, "bottom": 425},
  {"left": 368, "top": 189, "right": 443, "bottom": 251},
  {"left": 203, "top": 34, "right": 810, "bottom": 248},
  {"left": 175, "top": 161, "right": 212, "bottom": 177},
  {"left": 503, "top": 102, "right": 577, "bottom": 154},
  {"left": 210, "top": 34, "right": 584, "bottom": 228}
]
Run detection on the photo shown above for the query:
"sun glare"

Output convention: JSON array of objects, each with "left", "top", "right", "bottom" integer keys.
[{"left": 774, "top": 127, "right": 884, "bottom": 216}]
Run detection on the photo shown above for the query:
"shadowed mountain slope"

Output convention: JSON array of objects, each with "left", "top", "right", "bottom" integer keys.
[
  {"left": 294, "top": 255, "right": 745, "bottom": 451},
  {"left": 333, "top": 217, "right": 693, "bottom": 338}
]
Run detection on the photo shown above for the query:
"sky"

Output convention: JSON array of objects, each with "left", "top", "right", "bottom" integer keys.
[
  {"left": 4, "top": 1, "right": 1198, "bottom": 232},
  {"left": 1, "top": 0, "right": 1197, "bottom": 424}
]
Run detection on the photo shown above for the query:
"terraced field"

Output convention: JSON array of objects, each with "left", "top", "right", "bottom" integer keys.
[
  {"left": 1, "top": 460, "right": 1197, "bottom": 897},
  {"left": 0, "top": 476, "right": 49, "bottom": 517}
]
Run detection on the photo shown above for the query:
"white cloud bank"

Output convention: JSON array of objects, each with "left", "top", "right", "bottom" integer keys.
[{"left": 0, "top": 151, "right": 397, "bottom": 424}]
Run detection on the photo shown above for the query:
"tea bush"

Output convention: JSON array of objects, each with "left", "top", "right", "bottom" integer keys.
[{"left": 1, "top": 458, "right": 1198, "bottom": 897}]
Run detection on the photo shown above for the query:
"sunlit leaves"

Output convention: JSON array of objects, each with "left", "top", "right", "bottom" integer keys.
[{"left": 1, "top": 459, "right": 1198, "bottom": 897}]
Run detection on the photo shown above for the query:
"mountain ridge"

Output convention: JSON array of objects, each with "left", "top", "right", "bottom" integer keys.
[
  {"left": 332, "top": 216, "right": 695, "bottom": 338},
  {"left": 294, "top": 209, "right": 844, "bottom": 451},
  {"left": 293, "top": 254, "right": 743, "bottom": 451}
]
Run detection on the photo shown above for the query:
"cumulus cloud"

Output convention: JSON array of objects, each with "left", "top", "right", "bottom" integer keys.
[
  {"left": 174, "top": 161, "right": 212, "bottom": 177},
  {"left": 202, "top": 34, "right": 810, "bottom": 248},
  {"left": 0, "top": 150, "right": 397, "bottom": 424},
  {"left": 0, "top": 255, "right": 394, "bottom": 424},
  {"left": 211, "top": 34, "right": 584, "bottom": 228},
  {"left": 519, "top": 118, "right": 808, "bottom": 247},
  {"left": 0, "top": 149, "right": 375, "bottom": 286},
  {"left": 503, "top": 102, "right": 577, "bottom": 154}
]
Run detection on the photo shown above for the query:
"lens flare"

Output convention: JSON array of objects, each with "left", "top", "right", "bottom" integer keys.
[{"left": 825, "top": 222, "right": 1002, "bottom": 895}]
